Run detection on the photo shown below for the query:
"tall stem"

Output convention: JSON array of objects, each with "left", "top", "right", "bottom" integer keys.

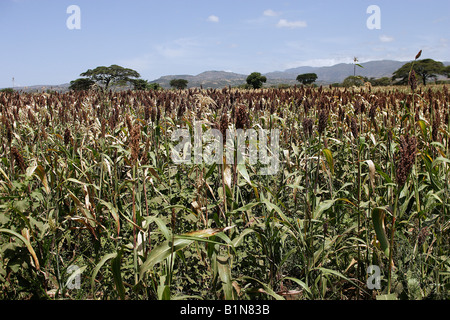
[{"left": 388, "top": 191, "right": 399, "bottom": 294}]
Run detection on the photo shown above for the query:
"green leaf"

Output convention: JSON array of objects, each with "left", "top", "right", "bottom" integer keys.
[
  {"left": 144, "top": 216, "right": 172, "bottom": 241},
  {"left": 372, "top": 207, "right": 390, "bottom": 257},
  {"left": 217, "top": 256, "right": 235, "bottom": 300},
  {"left": 262, "top": 199, "right": 289, "bottom": 221},
  {"left": 231, "top": 228, "right": 255, "bottom": 247},
  {"left": 242, "top": 276, "right": 285, "bottom": 300},
  {"left": 322, "top": 148, "right": 334, "bottom": 175},
  {"left": 91, "top": 252, "right": 117, "bottom": 292},
  {"left": 417, "top": 120, "right": 428, "bottom": 138},
  {"left": 0, "top": 228, "right": 40, "bottom": 270},
  {"left": 237, "top": 164, "right": 252, "bottom": 186},
  {"left": 99, "top": 200, "right": 120, "bottom": 236},
  {"left": 140, "top": 228, "right": 231, "bottom": 278},
  {"left": 27, "top": 165, "right": 50, "bottom": 194},
  {"left": 431, "top": 156, "right": 450, "bottom": 169},
  {"left": 284, "top": 276, "right": 312, "bottom": 297},
  {"left": 111, "top": 250, "right": 126, "bottom": 300}
]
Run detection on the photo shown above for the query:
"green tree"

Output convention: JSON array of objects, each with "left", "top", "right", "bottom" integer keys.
[
  {"left": 392, "top": 59, "right": 445, "bottom": 85},
  {"left": 342, "top": 76, "right": 364, "bottom": 87},
  {"left": 80, "top": 65, "right": 140, "bottom": 91},
  {"left": 132, "top": 79, "right": 149, "bottom": 90},
  {"left": 69, "top": 78, "right": 95, "bottom": 91},
  {"left": 169, "top": 79, "right": 188, "bottom": 89},
  {"left": 131, "top": 79, "right": 162, "bottom": 91},
  {"left": 0, "top": 88, "right": 15, "bottom": 94},
  {"left": 148, "top": 83, "right": 162, "bottom": 91},
  {"left": 246, "top": 72, "right": 267, "bottom": 89},
  {"left": 370, "top": 77, "right": 391, "bottom": 87},
  {"left": 296, "top": 73, "right": 318, "bottom": 85},
  {"left": 443, "top": 65, "right": 450, "bottom": 78}
]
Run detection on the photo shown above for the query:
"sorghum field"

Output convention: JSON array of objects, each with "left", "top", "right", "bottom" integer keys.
[{"left": 0, "top": 81, "right": 449, "bottom": 300}]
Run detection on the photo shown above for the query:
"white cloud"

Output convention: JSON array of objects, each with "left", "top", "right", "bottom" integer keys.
[
  {"left": 155, "top": 37, "right": 200, "bottom": 58},
  {"left": 276, "top": 19, "right": 307, "bottom": 29},
  {"left": 263, "top": 9, "right": 280, "bottom": 17},
  {"left": 207, "top": 15, "right": 219, "bottom": 23},
  {"left": 379, "top": 35, "right": 394, "bottom": 43}
]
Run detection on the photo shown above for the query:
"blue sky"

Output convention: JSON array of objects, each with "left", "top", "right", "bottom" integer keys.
[{"left": 0, "top": 0, "right": 448, "bottom": 88}]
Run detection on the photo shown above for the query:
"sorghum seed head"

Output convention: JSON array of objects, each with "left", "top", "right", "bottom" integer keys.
[
  {"left": 130, "top": 123, "right": 141, "bottom": 164},
  {"left": 303, "top": 118, "right": 313, "bottom": 138},
  {"left": 235, "top": 104, "right": 249, "bottom": 130},
  {"left": 409, "top": 69, "right": 417, "bottom": 92},
  {"left": 219, "top": 111, "right": 229, "bottom": 140},
  {"left": 318, "top": 109, "right": 328, "bottom": 135},
  {"left": 11, "top": 146, "right": 26, "bottom": 173},
  {"left": 395, "top": 134, "right": 417, "bottom": 187},
  {"left": 64, "top": 128, "right": 71, "bottom": 146},
  {"left": 350, "top": 117, "right": 359, "bottom": 140}
]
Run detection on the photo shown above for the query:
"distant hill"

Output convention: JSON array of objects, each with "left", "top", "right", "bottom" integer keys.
[
  {"left": 151, "top": 60, "right": 416, "bottom": 88},
  {"left": 265, "top": 60, "right": 408, "bottom": 83},
  {"left": 150, "top": 71, "right": 247, "bottom": 89},
  {"left": 6, "top": 60, "right": 450, "bottom": 91}
]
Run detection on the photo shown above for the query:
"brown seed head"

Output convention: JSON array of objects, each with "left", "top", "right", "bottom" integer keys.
[
  {"left": 409, "top": 69, "right": 417, "bottom": 92},
  {"left": 350, "top": 117, "right": 359, "bottom": 140},
  {"left": 235, "top": 104, "right": 249, "bottom": 130},
  {"left": 11, "top": 146, "right": 26, "bottom": 173},
  {"left": 130, "top": 123, "right": 141, "bottom": 164},
  {"left": 64, "top": 128, "right": 71, "bottom": 146},
  {"left": 395, "top": 134, "right": 417, "bottom": 187},
  {"left": 302, "top": 118, "right": 313, "bottom": 138},
  {"left": 318, "top": 109, "right": 328, "bottom": 135}
]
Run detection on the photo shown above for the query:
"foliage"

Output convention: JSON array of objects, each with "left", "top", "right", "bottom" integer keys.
[
  {"left": 342, "top": 76, "right": 364, "bottom": 87},
  {"left": 80, "top": 65, "right": 141, "bottom": 91},
  {"left": 132, "top": 79, "right": 162, "bottom": 91},
  {"left": 296, "top": 73, "right": 318, "bottom": 85},
  {"left": 169, "top": 79, "right": 189, "bottom": 90},
  {"left": 392, "top": 59, "right": 445, "bottom": 85},
  {"left": 443, "top": 65, "right": 450, "bottom": 78},
  {"left": 246, "top": 72, "right": 267, "bottom": 89},
  {"left": 69, "top": 78, "right": 95, "bottom": 91},
  {"left": 365, "top": 77, "right": 392, "bottom": 87},
  {"left": 0, "top": 88, "right": 15, "bottom": 94},
  {"left": 0, "top": 77, "right": 449, "bottom": 300}
]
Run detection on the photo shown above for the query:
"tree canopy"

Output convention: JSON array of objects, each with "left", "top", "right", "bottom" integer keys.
[
  {"left": 69, "top": 78, "right": 95, "bottom": 91},
  {"left": 296, "top": 73, "right": 318, "bottom": 85},
  {"left": 392, "top": 59, "right": 445, "bottom": 85},
  {"left": 342, "top": 76, "right": 364, "bottom": 87},
  {"left": 169, "top": 79, "right": 188, "bottom": 89},
  {"left": 80, "top": 65, "right": 140, "bottom": 91},
  {"left": 443, "top": 65, "right": 450, "bottom": 78},
  {"left": 246, "top": 72, "right": 267, "bottom": 89}
]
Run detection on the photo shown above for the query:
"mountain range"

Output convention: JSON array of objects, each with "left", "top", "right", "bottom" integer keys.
[
  {"left": 150, "top": 59, "right": 449, "bottom": 88},
  {"left": 7, "top": 60, "right": 450, "bottom": 91}
]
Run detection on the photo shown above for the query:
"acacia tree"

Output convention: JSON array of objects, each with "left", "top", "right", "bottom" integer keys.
[
  {"left": 392, "top": 59, "right": 445, "bottom": 85},
  {"left": 443, "top": 65, "right": 450, "bottom": 78},
  {"left": 169, "top": 79, "right": 188, "bottom": 89},
  {"left": 69, "top": 78, "right": 95, "bottom": 91},
  {"left": 342, "top": 76, "right": 364, "bottom": 87},
  {"left": 246, "top": 72, "right": 267, "bottom": 89},
  {"left": 296, "top": 73, "right": 318, "bottom": 85},
  {"left": 80, "top": 65, "right": 140, "bottom": 91}
]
